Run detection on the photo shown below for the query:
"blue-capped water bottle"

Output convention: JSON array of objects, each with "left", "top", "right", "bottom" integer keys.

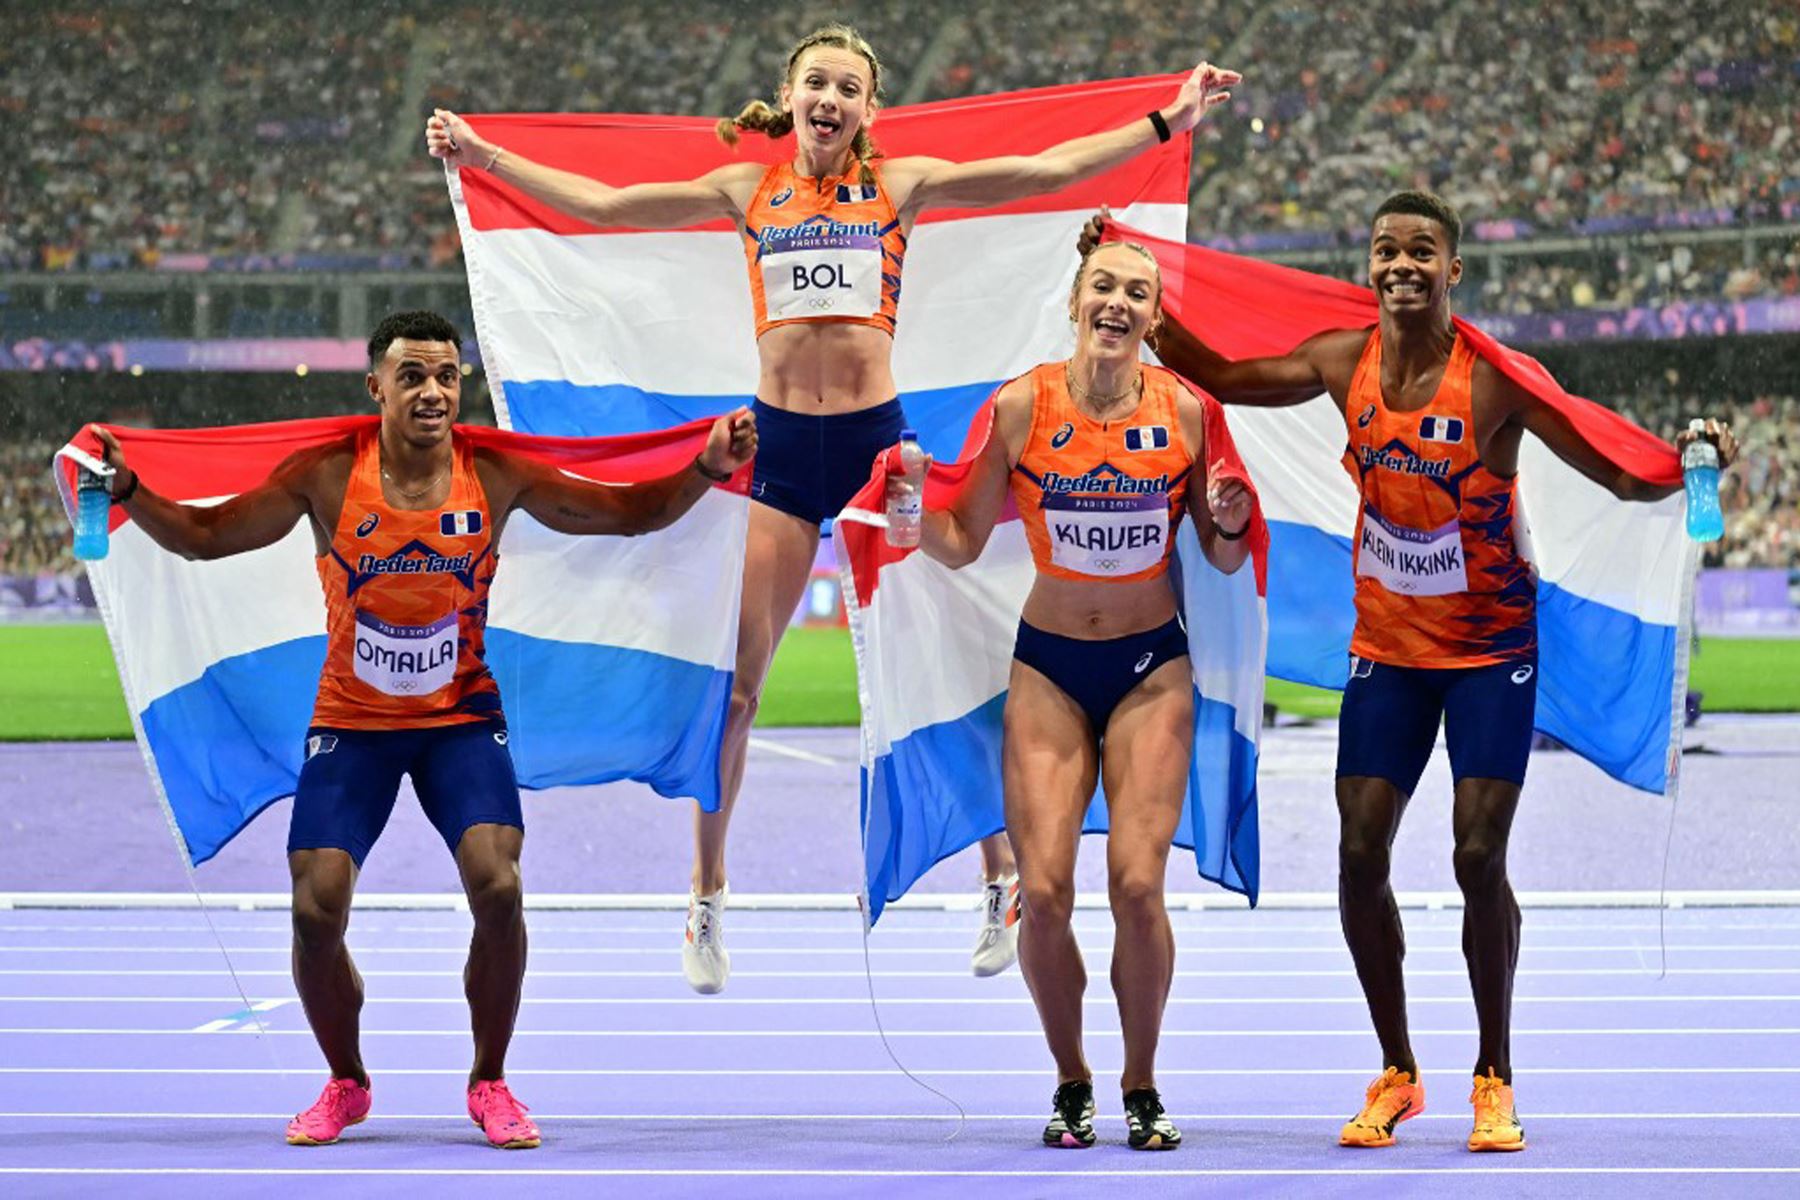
[
  {"left": 1682, "top": 418, "right": 1724, "bottom": 543},
  {"left": 885, "top": 429, "right": 926, "bottom": 548},
  {"left": 72, "top": 464, "right": 114, "bottom": 561}
]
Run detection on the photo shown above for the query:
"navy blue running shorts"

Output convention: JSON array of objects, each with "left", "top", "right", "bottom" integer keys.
[
  {"left": 288, "top": 721, "right": 522, "bottom": 867},
  {"left": 1335, "top": 652, "right": 1539, "bottom": 797},
  {"left": 748, "top": 397, "right": 907, "bottom": 528},
  {"left": 1012, "top": 615, "right": 1190, "bottom": 735}
]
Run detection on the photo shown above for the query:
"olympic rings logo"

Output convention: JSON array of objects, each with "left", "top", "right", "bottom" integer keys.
[
  {"left": 805, "top": 297, "right": 836, "bottom": 311},
  {"left": 1093, "top": 557, "right": 1122, "bottom": 572}
]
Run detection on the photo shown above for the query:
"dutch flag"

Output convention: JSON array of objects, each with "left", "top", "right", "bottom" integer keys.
[
  {"left": 1418, "top": 415, "right": 1465, "bottom": 444},
  {"left": 440, "top": 509, "right": 484, "bottom": 537}
]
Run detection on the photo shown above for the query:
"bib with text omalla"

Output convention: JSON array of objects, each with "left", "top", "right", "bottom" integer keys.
[{"left": 351, "top": 610, "right": 458, "bottom": 697}]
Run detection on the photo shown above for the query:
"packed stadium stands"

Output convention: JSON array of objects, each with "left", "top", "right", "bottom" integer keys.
[{"left": 1, "top": 2, "right": 1795, "bottom": 578}]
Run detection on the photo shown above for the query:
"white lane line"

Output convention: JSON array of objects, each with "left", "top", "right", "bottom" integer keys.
[
  {"left": 744, "top": 736, "right": 849, "bottom": 766},
  {"left": 0, "top": 1111, "right": 1795, "bottom": 1122},
  {"left": 8, "top": 1026, "right": 1799, "bottom": 1039},
  {"left": 189, "top": 998, "right": 291, "bottom": 1033},
  {"left": 3, "top": 1167, "right": 1798, "bottom": 1178},
  {"left": 8, "top": 942, "right": 1797, "bottom": 956},
  {"left": 4, "top": 993, "right": 1794, "bottom": 1006},
  {"left": 6, "top": 1066, "right": 1799, "bottom": 1077},
  {"left": 10, "top": 928, "right": 1800, "bottom": 942},
  {"left": 7, "top": 967, "right": 1800, "bottom": 979}
]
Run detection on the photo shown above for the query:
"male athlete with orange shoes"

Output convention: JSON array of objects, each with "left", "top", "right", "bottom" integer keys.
[
  {"left": 1085, "top": 193, "right": 1735, "bottom": 1152},
  {"left": 93, "top": 311, "right": 756, "bottom": 1150}
]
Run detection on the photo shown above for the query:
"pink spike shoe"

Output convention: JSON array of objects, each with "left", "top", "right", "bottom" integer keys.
[
  {"left": 286, "top": 1077, "right": 371, "bottom": 1146},
  {"left": 468, "top": 1078, "right": 541, "bottom": 1149}
]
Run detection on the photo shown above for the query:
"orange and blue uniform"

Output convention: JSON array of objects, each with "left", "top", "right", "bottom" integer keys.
[
  {"left": 1336, "top": 331, "right": 1539, "bottom": 794},
  {"left": 741, "top": 161, "right": 906, "bottom": 337},
  {"left": 1007, "top": 361, "right": 1198, "bottom": 732},
  {"left": 738, "top": 160, "right": 910, "bottom": 527},
  {"left": 291, "top": 429, "right": 520, "bottom": 866}
]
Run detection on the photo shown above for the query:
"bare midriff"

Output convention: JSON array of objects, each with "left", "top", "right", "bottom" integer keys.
[
  {"left": 754, "top": 322, "right": 899, "bottom": 413},
  {"left": 1020, "top": 573, "right": 1179, "bottom": 641}
]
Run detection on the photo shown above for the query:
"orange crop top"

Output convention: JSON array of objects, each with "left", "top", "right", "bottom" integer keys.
[
  {"left": 1008, "top": 362, "right": 1195, "bottom": 583},
  {"left": 741, "top": 161, "right": 905, "bottom": 338},
  {"left": 312, "top": 428, "right": 502, "bottom": 730}
]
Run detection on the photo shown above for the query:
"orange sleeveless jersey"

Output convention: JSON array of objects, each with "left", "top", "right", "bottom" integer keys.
[
  {"left": 1009, "top": 362, "right": 1195, "bottom": 583},
  {"left": 1343, "top": 330, "right": 1536, "bottom": 668},
  {"left": 311, "top": 429, "right": 502, "bottom": 730},
  {"left": 741, "top": 162, "right": 905, "bottom": 337}
]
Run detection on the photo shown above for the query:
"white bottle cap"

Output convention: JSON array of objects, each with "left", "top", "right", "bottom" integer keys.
[{"left": 1688, "top": 418, "right": 1706, "bottom": 432}]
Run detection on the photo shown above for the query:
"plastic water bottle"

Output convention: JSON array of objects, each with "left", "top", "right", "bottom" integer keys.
[
  {"left": 72, "top": 466, "right": 113, "bottom": 561},
  {"left": 885, "top": 429, "right": 926, "bottom": 548},
  {"left": 1681, "top": 418, "right": 1724, "bottom": 543}
]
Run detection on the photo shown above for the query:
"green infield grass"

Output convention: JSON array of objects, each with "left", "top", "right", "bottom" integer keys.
[{"left": 3, "top": 621, "right": 1797, "bottom": 740}]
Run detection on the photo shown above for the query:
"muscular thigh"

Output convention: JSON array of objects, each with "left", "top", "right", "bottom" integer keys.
[
  {"left": 735, "top": 501, "right": 820, "bottom": 688},
  {"left": 1003, "top": 659, "right": 1099, "bottom": 883},
  {"left": 1101, "top": 657, "right": 1193, "bottom": 865}
]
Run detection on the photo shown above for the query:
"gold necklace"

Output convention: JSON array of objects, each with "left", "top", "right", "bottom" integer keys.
[
  {"left": 382, "top": 463, "right": 448, "bottom": 502},
  {"left": 1066, "top": 363, "right": 1142, "bottom": 409}
]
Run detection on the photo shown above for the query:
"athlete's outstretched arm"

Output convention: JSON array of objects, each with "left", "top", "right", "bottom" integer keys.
[
  {"left": 496, "top": 408, "right": 757, "bottom": 537},
  {"left": 93, "top": 428, "right": 321, "bottom": 560},
  {"left": 1504, "top": 371, "right": 1738, "bottom": 502},
  {"left": 426, "top": 109, "right": 760, "bottom": 229},
  {"left": 918, "top": 382, "right": 1032, "bottom": 569},
  {"left": 889, "top": 62, "right": 1237, "bottom": 218}
]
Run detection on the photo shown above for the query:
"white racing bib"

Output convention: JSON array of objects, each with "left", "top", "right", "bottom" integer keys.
[
  {"left": 1356, "top": 506, "right": 1469, "bottom": 596},
  {"left": 1045, "top": 496, "right": 1169, "bottom": 577},
  {"left": 352, "top": 609, "right": 458, "bottom": 697},
  {"left": 758, "top": 222, "right": 883, "bottom": 322}
]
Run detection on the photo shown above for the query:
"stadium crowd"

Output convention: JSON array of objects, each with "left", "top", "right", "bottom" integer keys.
[{"left": 1, "top": 1, "right": 1794, "bottom": 281}]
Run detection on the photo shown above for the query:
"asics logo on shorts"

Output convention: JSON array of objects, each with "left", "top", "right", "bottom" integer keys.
[
  {"left": 1510, "top": 664, "right": 1534, "bottom": 685},
  {"left": 493, "top": 729, "right": 508, "bottom": 746},
  {"left": 1134, "top": 651, "right": 1154, "bottom": 674}
]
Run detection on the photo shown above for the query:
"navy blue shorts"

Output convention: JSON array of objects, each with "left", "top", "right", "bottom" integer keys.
[
  {"left": 749, "top": 398, "right": 907, "bottom": 527},
  {"left": 1013, "top": 616, "right": 1190, "bottom": 735},
  {"left": 289, "top": 721, "right": 522, "bottom": 868},
  {"left": 1336, "top": 653, "right": 1538, "bottom": 796}
]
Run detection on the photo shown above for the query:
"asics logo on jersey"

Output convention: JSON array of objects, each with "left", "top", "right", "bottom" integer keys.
[
  {"left": 1511, "top": 665, "right": 1535, "bottom": 685},
  {"left": 768, "top": 186, "right": 793, "bottom": 208},
  {"left": 1358, "top": 443, "right": 1450, "bottom": 478},
  {"left": 355, "top": 513, "right": 380, "bottom": 538},
  {"left": 1050, "top": 422, "right": 1075, "bottom": 450},
  {"left": 1357, "top": 403, "right": 1377, "bottom": 429}
]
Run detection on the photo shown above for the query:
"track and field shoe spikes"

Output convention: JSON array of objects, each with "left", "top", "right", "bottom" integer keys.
[
  {"left": 970, "top": 874, "right": 1022, "bottom": 977},
  {"left": 1339, "top": 1066, "right": 1425, "bottom": 1147},
  {"left": 468, "top": 1078, "right": 540, "bottom": 1149},
  {"left": 285, "top": 1077, "right": 371, "bottom": 1146},
  {"left": 1123, "top": 1087, "right": 1182, "bottom": 1150},
  {"left": 1468, "top": 1069, "right": 1525, "bottom": 1152},
  {"left": 1042, "top": 1079, "right": 1096, "bottom": 1148}
]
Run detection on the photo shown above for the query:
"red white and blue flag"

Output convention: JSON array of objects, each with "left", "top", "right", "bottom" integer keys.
[
  {"left": 1104, "top": 222, "right": 1697, "bottom": 798},
  {"left": 55, "top": 418, "right": 748, "bottom": 865}
]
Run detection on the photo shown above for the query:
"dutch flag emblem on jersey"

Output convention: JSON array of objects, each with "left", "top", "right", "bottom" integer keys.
[
  {"left": 1124, "top": 425, "right": 1170, "bottom": 452},
  {"left": 440, "top": 510, "right": 484, "bottom": 537},
  {"left": 1418, "top": 415, "right": 1465, "bottom": 444},
  {"left": 836, "top": 183, "right": 879, "bottom": 204}
]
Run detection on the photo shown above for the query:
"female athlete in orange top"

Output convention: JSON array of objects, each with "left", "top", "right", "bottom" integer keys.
[
  {"left": 95, "top": 311, "right": 755, "bottom": 1150},
  {"left": 1085, "top": 193, "right": 1738, "bottom": 1153},
  {"left": 917, "top": 242, "right": 1254, "bottom": 1150},
  {"left": 428, "top": 25, "right": 1240, "bottom": 990}
]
